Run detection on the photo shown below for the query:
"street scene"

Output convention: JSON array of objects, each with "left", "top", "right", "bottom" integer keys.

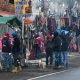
[{"left": 0, "top": 0, "right": 80, "bottom": 80}]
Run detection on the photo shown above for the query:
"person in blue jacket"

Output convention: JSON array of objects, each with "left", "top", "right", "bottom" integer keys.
[{"left": 11, "top": 32, "right": 22, "bottom": 72}]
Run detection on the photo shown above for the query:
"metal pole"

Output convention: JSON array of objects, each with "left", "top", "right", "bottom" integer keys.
[
  {"left": 21, "top": 17, "right": 26, "bottom": 66},
  {"left": 22, "top": 17, "right": 25, "bottom": 40},
  {"left": 22, "top": 17, "right": 25, "bottom": 54}
]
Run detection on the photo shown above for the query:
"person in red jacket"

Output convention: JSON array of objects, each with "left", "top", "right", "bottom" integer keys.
[
  {"left": 2, "top": 32, "right": 11, "bottom": 53},
  {"left": 2, "top": 32, "right": 12, "bottom": 71}
]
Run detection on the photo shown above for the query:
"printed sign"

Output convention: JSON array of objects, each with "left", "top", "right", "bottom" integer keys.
[{"left": 14, "top": 0, "right": 32, "bottom": 20}]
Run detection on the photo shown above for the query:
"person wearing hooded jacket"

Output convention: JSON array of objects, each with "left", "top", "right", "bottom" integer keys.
[
  {"left": 11, "top": 32, "right": 22, "bottom": 72},
  {"left": 52, "top": 32, "right": 62, "bottom": 68},
  {"left": 61, "top": 31, "right": 69, "bottom": 67}
]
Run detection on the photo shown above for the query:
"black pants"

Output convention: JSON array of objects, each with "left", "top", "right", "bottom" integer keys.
[
  {"left": 46, "top": 50, "right": 53, "bottom": 65},
  {"left": 13, "top": 53, "right": 20, "bottom": 67},
  {"left": 33, "top": 44, "right": 41, "bottom": 59}
]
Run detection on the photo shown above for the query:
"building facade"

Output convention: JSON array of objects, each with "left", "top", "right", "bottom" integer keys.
[{"left": 0, "top": 0, "right": 15, "bottom": 14}]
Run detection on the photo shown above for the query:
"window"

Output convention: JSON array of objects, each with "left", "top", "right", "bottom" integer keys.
[{"left": 9, "top": 0, "right": 14, "bottom": 4}]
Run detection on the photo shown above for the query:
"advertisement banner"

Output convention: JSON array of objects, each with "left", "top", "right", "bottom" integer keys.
[{"left": 14, "top": 0, "right": 32, "bottom": 19}]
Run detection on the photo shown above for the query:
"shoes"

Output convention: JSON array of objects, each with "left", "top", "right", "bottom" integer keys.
[
  {"left": 11, "top": 67, "right": 18, "bottom": 73},
  {"left": 18, "top": 66, "right": 22, "bottom": 71},
  {"left": 11, "top": 66, "right": 22, "bottom": 73}
]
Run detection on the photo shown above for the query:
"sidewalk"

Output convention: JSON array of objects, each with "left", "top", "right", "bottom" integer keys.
[{"left": 25, "top": 52, "right": 80, "bottom": 68}]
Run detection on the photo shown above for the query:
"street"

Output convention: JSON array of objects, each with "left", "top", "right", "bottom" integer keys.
[
  {"left": 0, "top": 0, "right": 80, "bottom": 80},
  {"left": 0, "top": 53, "right": 80, "bottom": 80},
  {"left": 28, "top": 68, "right": 80, "bottom": 80}
]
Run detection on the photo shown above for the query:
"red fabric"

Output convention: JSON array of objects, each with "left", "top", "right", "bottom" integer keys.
[
  {"left": 35, "top": 36, "right": 45, "bottom": 53},
  {"left": 0, "top": 37, "right": 13, "bottom": 49},
  {"left": 29, "top": 49, "right": 35, "bottom": 60},
  {"left": 4, "top": 32, "right": 10, "bottom": 37}
]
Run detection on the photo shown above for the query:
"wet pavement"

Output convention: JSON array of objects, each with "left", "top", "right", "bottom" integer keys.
[
  {"left": 0, "top": 52, "right": 80, "bottom": 80},
  {"left": 29, "top": 68, "right": 80, "bottom": 80}
]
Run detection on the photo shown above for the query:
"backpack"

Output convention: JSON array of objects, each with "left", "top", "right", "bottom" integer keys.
[
  {"left": 2, "top": 38, "right": 10, "bottom": 47},
  {"left": 2, "top": 37, "right": 11, "bottom": 52}
]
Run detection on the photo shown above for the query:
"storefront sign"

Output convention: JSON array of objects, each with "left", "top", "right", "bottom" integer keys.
[{"left": 14, "top": 0, "right": 32, "bottom": 20}]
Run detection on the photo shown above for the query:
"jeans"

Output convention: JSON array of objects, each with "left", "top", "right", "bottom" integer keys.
[
  {"left": 54, "top": 52, "right": 62, "bottom": 67},
  {"left": 13, "top": 53, "right": 21, "bottom": 67},
  {"left": 46, "top": 52, "right": 53, "bottom": 65},
  {"left": 62, "top": 51, "right": 68, "bottom": 66},
  {"left": 33, "top": 44, "right": 41, "bottom": 59},
  {"left": 35, "top": 49, "right": 41, "bottom": 59},
  {"left": 2, "top": 53, "right": 13, "bottom": 71}
]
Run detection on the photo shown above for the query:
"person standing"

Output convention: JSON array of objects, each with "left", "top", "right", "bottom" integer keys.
[
  {"left": 52, "top": 32, "right": 62, "bottom": 68},
  {"left": 77, "top": 34, "right": 80, "bottom": 53},
  {"left": 2, "top": 32, "right": 12, "bottom": 71},
  {"left": 2, "top": 32, "right": 11, "bottom": 53},
  {"left": 61, "top": 31, "right": 69, "bottom": 67},
  {"left": 33, "top": 34, "right": 42, "bottom": 59},
  {"left": 11, "top": 32, "right": 22, "bottom": 72},
  {"left": 45, "top": 35, "right": 53, "bottom": 66}
]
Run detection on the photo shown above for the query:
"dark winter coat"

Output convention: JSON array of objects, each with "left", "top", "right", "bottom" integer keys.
[
  {"left": 52, "top": 36, "right": 62, "bottom": 51},
  {"left": 12, "top": 37, "right": 20, "bottom": 54},
  {"left": 45, "top": 40, "right": 53, "bottom": 54},
  {"left": 2, "top": 37, "right": 11, "bottom": 53},
  {"left": 61, "top": 36, "right": 69, "bottom": 51}
]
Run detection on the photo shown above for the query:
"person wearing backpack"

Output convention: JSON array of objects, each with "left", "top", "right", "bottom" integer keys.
[{"left": 45, "top": 35, "right": 53, "bottom": 66}]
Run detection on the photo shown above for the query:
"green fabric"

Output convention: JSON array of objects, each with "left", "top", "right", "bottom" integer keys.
[
  {"left": 0, "top": 15, "right": 2, "bottom": 17},
  {"left": 7, "top": 17, "right": 22, "bottom": 26},
  {"left": 0, "top": 16, "right": 16, "bottom": 24},
  {"left": 0, "top": 16, "right": 22, "bottom": 27},
  {"left": 0, "top": 16, "right": 22, "bottom": 37}
]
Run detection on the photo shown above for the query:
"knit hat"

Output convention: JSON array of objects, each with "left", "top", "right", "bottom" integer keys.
[{"left": 4, "top": 32, "right": 10, "bottom": 37}]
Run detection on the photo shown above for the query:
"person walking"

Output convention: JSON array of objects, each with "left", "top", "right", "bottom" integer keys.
[
  {"left": 2, "top": 32, "right": 11, "bottom": 53},
  {"left": 11, "top": 32, "right": 22, "bottom": 72}
]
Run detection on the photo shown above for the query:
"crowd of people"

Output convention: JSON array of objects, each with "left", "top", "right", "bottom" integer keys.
[
  {"left": 0, "top": 30, "right": 70, "bottom": 72},
  {"left": 29, "top": 23, "right": 80, "bottom": 69},
  {"left": 45, "top": 31, "right": 71, "bottom": 68},
  {"left": 0, "top": 21, "right": 80, "bottom": 72}
]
